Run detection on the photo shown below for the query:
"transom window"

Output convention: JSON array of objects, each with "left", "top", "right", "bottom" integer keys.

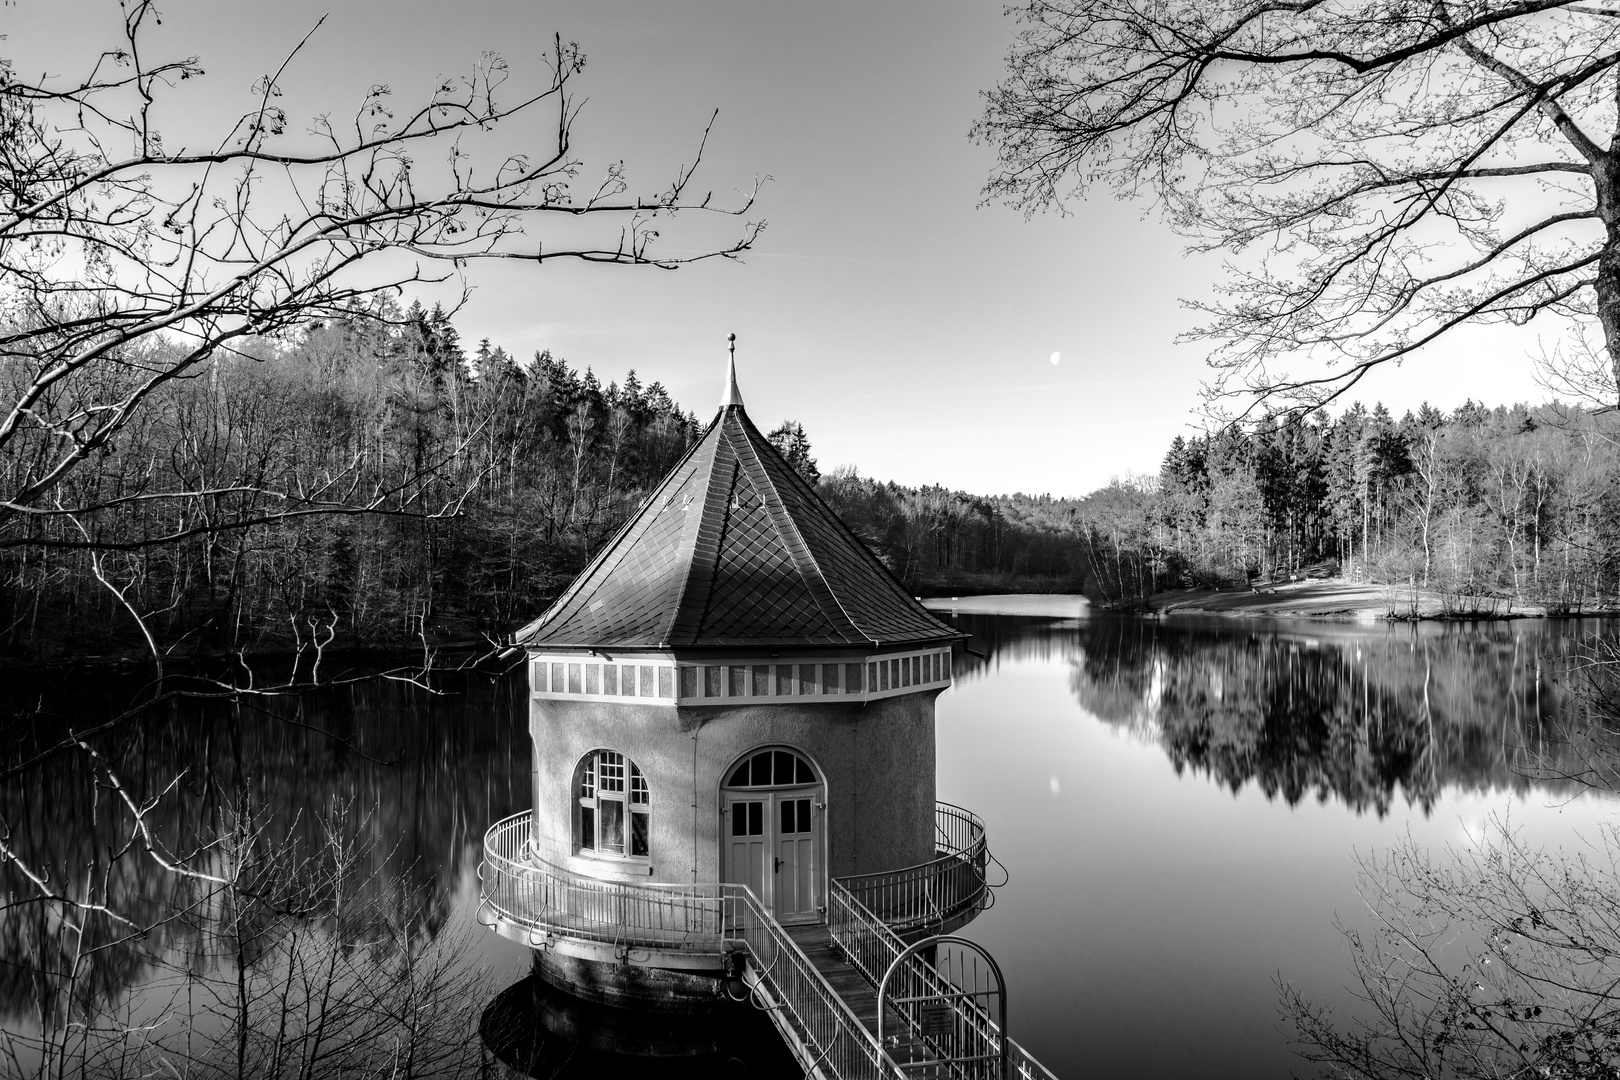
[
  {"left": 725, "top": 748, "right": 816, "bottom": 788},
  {"left": 577, "top": 750, "right": 650, "bottom": 858}
]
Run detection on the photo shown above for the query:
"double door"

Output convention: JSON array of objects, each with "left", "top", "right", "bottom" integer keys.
[{"left": 722, "top": 789, "right": 821, "bottom": 923}]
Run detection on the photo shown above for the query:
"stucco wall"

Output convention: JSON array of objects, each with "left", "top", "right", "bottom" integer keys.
[{"left": 529, "top": 693, "right": 938, "bottom": 888}]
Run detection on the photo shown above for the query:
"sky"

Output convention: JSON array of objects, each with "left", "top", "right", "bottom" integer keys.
[{"left": 5, "top": 1, "right": 1567, "bottom": 496}]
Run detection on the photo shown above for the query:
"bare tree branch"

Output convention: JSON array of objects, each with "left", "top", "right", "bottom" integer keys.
[
  {"left": 0, "top": 13, "right": 763, "bottom": 528},
  {"left": 977, "top": 0, "right": 1620, "bottom": 413}
]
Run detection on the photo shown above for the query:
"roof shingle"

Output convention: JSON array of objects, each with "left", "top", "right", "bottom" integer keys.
[{"left": 514, "top": 399, "right": 960, "bottom": 650}]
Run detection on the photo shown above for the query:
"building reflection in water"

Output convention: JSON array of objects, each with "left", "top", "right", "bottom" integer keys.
[{"left": 480, "top": 974, "right": 800, "bottom": 1079}]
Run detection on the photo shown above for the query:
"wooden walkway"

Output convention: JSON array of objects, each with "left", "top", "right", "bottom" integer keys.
[
  {"left": 778, "top": 922, "right": 938, "bottom": 1074},
  {"left": 785, "top": 923, "right": 895, "bottom": 1038}
]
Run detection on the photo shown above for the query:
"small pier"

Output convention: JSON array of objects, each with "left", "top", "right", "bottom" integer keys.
[{"left": 481, "top": 805, "right": 1058, "bottom": 1079}]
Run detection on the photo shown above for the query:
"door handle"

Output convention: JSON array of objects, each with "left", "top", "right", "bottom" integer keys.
[{"left": 774, "top": 857, "right": 783, "bottom": 873}]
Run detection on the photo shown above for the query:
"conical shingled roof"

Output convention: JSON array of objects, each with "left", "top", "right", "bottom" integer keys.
[{"left": 515, "top": 386, "right": 960, "bottom": 651}]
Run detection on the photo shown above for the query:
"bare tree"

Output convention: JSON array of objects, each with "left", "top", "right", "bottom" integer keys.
[
  {"left": 1281, "top": 817, "right": 1620, "bottom": 1079},
  {"left": 975, "top": 0, "right": 1620, "bottom": 415},
  {"left": 1, "top": 2, "right": 761, "bottom": 550}
]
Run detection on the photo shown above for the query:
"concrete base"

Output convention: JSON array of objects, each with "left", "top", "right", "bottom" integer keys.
[{"left": 533, "top": 948, "right": 727, "bottom": 1015}]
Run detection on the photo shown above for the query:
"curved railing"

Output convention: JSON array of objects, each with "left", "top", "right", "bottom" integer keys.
[
  {"left": 481, "top": 805, "right": 1033, "bottom": 1077},
  {"left": 480, "top": 811, "right": 725, "bottom": 951},
  {"left": 481, "top": 801, "right": 994, "bottom": 949},
  {"left": 834, "top": 801, "right": 991, "bottom": 934},
  {"left": 481, "top": 813, "right": 905, "bottom": 1076}
]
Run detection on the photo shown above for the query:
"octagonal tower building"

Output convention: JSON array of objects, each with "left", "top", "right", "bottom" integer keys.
[{"left": 480, "top": 346, "right": 981, "bottom": 1012}]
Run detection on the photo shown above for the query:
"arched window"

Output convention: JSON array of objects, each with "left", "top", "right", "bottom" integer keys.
[
  {"left": 576, "top": 750, "right": 650, "bottom": 858},
  {"left": 725, "top": 747, "right": 817, "bottom": 788}
]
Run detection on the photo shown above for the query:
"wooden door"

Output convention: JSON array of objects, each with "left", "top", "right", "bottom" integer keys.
[
  {"left": 773, "top": 794, "right": 818, "bottom": 923},
  {"left": 724, "top": 797, "right": 769, "bottom": 907},
  {"left": 720, "top": 747, "right": 823, "bottom": 924}
]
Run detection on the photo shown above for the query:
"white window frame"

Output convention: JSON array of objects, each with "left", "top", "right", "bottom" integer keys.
[{"left": 576, "top": 749, "right": 651, "bottom": 860}]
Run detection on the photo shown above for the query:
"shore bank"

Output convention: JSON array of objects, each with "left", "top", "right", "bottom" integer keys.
[
  {"left": 920, "top": 594, "right": 1090, "bottom": 618},
  {"left": 920, "top": 583, "right": 1615, "bottom": 622},
  {"left": 1145, "top": 579, "right": 1561, "bottom": 620}
]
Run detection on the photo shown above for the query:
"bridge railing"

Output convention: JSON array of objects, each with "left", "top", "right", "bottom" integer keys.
[
  {"left": 830, "top": 879, "right": 1059, "bottom": 1080},
  {"left": 835, "top": 801, "right": 991, "bottom": 934},
  {"left": 722, "top": 884, "right": 901, "bottom": 1079},
  {"left": 480, "top": 811, "right": 724, "bottom": 950}
]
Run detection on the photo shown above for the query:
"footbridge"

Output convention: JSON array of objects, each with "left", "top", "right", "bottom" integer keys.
[{"left": 480, "top": 802, "right": 1058, "bottom": 1079}]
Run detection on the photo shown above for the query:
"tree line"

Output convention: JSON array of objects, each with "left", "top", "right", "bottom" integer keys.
[
  {"left": 12, "top": 296, "right": 1619, "bottom": 666},
  {"left": 1082, "top": 402, "right": 1620, "bottom": 611},
  {"left": 0, "top": 301, "right": 703, "bottom": 661},
  {"left": 816, "top": 470, "right": 1085, "bottom": 595},
  {"left": 813, "top": 398, "right": 1620, "bottom": 613},
  {"left": 1, "top": 303, "right": 1101, "bottom": 662}
]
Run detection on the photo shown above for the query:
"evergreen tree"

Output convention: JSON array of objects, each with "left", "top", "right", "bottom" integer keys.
[{"left": 768, "top": 421, "right": 822, "bottom": 485}]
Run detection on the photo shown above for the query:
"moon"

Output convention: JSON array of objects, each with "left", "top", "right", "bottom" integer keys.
[{"left": 1049, "top": 351, "right": 1061, "bottom": 366}]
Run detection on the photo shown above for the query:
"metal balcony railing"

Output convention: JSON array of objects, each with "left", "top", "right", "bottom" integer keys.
[
  {"left": 479, "top": 806, "right": 1049, "bottom": 1080},
  {"left": 480, "top": 811, "right": 725, "bottom": 951},
  {"left": 836, "top": 801, "right": 993, "bottom": 934},
  {"left": 481, "top": 802, "right": 993, "bottom": 949}
]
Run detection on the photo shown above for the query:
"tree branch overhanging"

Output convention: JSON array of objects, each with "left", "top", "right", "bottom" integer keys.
[
  {"left": 0, "top": 13, "right": 764, "bottom": 527},
  {"left": 976, "top": 0, "right": 1620, "bottom": 411}
]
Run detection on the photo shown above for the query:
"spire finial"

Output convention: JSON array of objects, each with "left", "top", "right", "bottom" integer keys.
[{"left": 720, "top": 332, "right": 744, "bottom": 410}]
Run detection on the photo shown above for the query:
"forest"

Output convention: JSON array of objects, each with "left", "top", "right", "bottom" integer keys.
[
  {"left": 0, "top": 301, "right": 704, "bottom": 661},
  {"left": 0, "top": 305, "right": 1094, "bottom": 662},
  {"left": 818, "top": 400, "right": 1620, "bottom": 615},
  {"left": 1094, "top": 403, "right": 1620, "bottom": 612},
  {"left": 7, "top": 304, "right": 1620, "bottom": 664}
]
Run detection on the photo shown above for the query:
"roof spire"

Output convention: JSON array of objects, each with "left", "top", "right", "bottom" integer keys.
[{"left": 720, "top": 332, "right": 744, "bottom": 410}]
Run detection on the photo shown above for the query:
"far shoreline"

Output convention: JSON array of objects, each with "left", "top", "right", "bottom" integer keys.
[
  {"left": 923, "top": 580, "right": 1618, "bottom": 622},
  {"left": 1147, "top": 579, "right": 1431, "bottom": 621}
]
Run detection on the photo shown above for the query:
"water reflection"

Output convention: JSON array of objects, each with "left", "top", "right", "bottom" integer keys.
[
  {"left": 8, "top": 616, "right": 1617, "bottom": 1078},
  {"left": 935, "top": 609, "right": 1620, "bottom": 1080},
  {"left": 0, "top": 666, "right": 532, "bottom": 1022},
  {"left": 950, "top": 613, "right": 1615, "bottom": 814},
  {"left": 480, "top": 975, "right": 798, "bottom": 1078},
  {"left": 1, "top": 664, "right": 808, "bottom": 1077}
]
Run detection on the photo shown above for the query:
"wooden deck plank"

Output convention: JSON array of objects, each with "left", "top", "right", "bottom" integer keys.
[
  {"left": 785, "top": 923, "right": 919, "bottom": 1051},
  {"left": 743, "top": 919, "right": 949, "bottom": 1079}
]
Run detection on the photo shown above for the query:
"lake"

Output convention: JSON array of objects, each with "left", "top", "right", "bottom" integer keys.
[
  {"left": 940, "top": 602, "right": 1620, "bottom": 1079},
  {"left": 2, "top": 606, "right": 1616, "bottom": 1077}
]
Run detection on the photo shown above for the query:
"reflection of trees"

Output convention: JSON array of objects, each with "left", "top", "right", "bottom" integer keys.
[
  {"left": 0, "top": 667, "right": 531, "bottom": 1020},
  {"left": 952, "top": 614, "right": 1614, "bottom": 815},
  {"left": 949, "top": 614, "right": 1087, "bottom": 681}
]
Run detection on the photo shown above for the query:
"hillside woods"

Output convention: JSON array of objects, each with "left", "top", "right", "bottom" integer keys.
[{"left": 4, "top": 308, "right": 1616, "bottom": 661}]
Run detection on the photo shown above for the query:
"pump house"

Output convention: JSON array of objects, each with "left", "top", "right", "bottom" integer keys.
[{"left": 479, "top": 348, "right": 1001, "bottom": 1032}]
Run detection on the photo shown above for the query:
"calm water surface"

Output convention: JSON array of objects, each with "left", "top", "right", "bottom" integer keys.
[
  {"left": 4, "top": 608, "right": 1616, "bottom": 1078},
  {"left": 941, "top": 604, "right": 1620, "bottom": 1079}
]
